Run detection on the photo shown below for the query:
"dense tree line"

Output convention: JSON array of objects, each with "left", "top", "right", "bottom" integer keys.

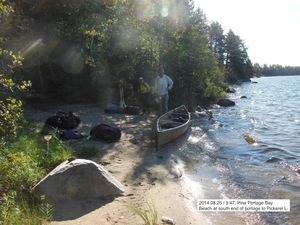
[
  {"left": 0, "top": 0, "right": 255, "bottom": 136},
  {"left": 209, "top": 22, "right": 253, "bottom": 83},
  {"left": 253, "top": 64, "right": 300, "bottom": 76}
]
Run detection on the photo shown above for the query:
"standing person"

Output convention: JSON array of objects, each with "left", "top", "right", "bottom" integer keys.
[
  {"left": 153, "top": 66, "right": 173, "bottom": 115},
  {"left": 138, "top": 77, "right": 151, "bottom": 113}
]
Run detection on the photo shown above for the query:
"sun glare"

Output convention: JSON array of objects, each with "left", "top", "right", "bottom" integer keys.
[
  {"left": 194, "top": 0, "right": 300, "bottom": 66},
  {"left": 161, "top": 6, "right": 169, "bottom": 17}
]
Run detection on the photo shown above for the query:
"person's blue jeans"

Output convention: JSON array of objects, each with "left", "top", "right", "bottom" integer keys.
[{"left": 159, "top": 94, "right": 169, "bottom": 115}]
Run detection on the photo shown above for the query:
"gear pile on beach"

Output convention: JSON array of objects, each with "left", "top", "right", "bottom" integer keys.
[{"left": 45, "top": 111, "right": 121, "bottom": 142}]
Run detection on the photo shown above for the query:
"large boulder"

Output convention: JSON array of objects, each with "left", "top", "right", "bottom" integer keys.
[
  {"left": 33, "top": 159, "right": 124, "bottom": 204},
  {"left": 217, "top": 99, "right": 236, "bottom": 107}
]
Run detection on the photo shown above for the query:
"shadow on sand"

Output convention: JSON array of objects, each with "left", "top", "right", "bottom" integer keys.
[
  {"left": 128, "top": 127, "right": 192, "bottom": 185},
  {"left": 52, "top": 196, "right": 116, "bottom": 221}
]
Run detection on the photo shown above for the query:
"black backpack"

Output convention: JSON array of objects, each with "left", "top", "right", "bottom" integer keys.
[
  {"left": 45, "top": 111, "right": 80, "bottom": 130},
  {"left": 90, "top": 124, "right": 121, "bottom": 143}
]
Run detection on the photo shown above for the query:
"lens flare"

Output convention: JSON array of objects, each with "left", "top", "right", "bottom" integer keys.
[
  {"left": 61, "top": 47, "right": 84, "bottom": 74},
  {"left": 21, "top": 38, "right": 43, "bottom": 57},
  {"left": 161, "top": 6, "right": 169, "bottom": 17}
]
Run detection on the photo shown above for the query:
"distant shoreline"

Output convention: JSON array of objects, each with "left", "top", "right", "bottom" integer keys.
[{"left": 260, "top": 74, "right": 300, "bottom": 77}]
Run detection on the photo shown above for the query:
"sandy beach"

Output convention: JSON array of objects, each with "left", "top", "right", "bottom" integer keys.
[{"left": 25, "top": 103, "right": 210, "bottom": 225}]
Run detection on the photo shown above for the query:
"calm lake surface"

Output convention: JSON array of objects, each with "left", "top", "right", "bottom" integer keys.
[{"left": 179, "top": 76, "right": 300, "bottom": 225}]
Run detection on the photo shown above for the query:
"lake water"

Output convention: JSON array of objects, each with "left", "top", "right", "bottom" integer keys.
[{"left": 178, "top": 76, "right": 300, "bottom": 225}]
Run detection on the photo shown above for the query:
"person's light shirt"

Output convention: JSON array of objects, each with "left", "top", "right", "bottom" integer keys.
[{"left": 154, "top": 74, "right": 173, "bottom": 96}]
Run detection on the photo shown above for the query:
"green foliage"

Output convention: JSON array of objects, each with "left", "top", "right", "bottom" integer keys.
[
  {"left": 204, "top": 77, "right": 226, "bottom": 101},
  {"left": 0, "top": 191, "right": 52, "bottom": 225},
  {"left": 0, "top": 98, "right": 24, "bottom": 137},
  {"left": 7, "top": 0, "right": 233, "bottom": 106},
  {"left": 209, "top": 21, "right": 226, "bottom": 65},
  {"left": 0, "top": 131, "right": 72, "bottom": 224},
  {"left": 1, "top": 0, "right": 254, "bottom": 108},
  {"left": 75, "top": 145, "right": 99, "bottom": 158},
  {"left": 209, "top": 23, "right": 254, "bottom": 83},
  {"left": 224, "top": 30, "right": 253, "bottom": 82},
  {"left": 0, "top": 1, "right": 31, "bottom": 137},
  {"left": 0, "top": 133, "right": 72, "bottom": 191},
  {"left": 7, "top": 133, "right": 73, "bottom": 170},
  {"left": 43, "top": 135, "right": 73, "bottom": 168},
  {"left": 0, "top": 49, "right": 29, "bottom": 136},
  {"left": 0, "top": 151, "right": 44, "bottom": 191}
]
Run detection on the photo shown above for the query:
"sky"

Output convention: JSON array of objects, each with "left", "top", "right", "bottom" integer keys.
[{"left": 193, "top": 0, "right": 300, "bottom": 66}]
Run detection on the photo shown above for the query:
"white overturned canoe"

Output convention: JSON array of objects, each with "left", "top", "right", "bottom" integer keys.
[{"left": 156, "top": 105, "right": 190, "bottom": 149}]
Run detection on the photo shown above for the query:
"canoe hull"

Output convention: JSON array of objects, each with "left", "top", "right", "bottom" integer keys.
[{"left": 156, "top": 105, "right": 190, "bottom": 149}]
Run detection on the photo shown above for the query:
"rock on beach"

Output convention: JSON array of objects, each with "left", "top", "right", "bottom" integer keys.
[{"left": 33, "top": 159, "right": 125, "bottom": 204}]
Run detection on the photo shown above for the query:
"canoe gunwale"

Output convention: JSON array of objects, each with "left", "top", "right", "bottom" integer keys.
[{"left": 156, "top": 105, "right": 190, "bottom": 148}]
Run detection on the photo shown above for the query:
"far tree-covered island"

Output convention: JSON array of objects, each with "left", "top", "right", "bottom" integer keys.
[{"left": 253, "top": 64, "right": 300, "bottom": 77}]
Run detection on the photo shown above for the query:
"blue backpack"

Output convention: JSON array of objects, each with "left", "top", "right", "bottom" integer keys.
[{"left": 60, "top": 130, "right": 83, "bottom": 140}]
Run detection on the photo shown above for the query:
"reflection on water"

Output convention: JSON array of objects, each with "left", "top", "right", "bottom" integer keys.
[{"left": 182, "top": 76, "right": 300, "bottom": 225}]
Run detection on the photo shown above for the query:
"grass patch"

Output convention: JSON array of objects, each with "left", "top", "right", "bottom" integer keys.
[
  {"left": 0, "top": 151, "right": 45, "bottom": 191},
  {"left": 129, "top": 202, "right": 158, "bottom": 225},
  {"left": 0, "top": 127, "right": 73, "bottom": 224},
  {"left": 75, "top": 145, "right": 99, "bottom": 158},
  {"left": 0, "top": 191, "right": 53, "bottom": 225},
  {"left": 5, "top": 132, "right": 73, "bottom": 170}
]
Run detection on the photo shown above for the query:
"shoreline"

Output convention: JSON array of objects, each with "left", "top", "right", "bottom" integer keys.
[{"left": 26, "top": 104, "right": 211, "bottom": 225}]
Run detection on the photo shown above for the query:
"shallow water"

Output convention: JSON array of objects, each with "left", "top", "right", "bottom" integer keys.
[{"left": 180, "top": 76, "right": 300, "bottom": 225}]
